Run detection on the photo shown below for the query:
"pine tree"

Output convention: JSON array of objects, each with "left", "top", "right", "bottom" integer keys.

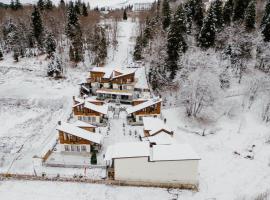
[
  {"left": 47, "top": 53, "right": 63, "bottom": 78},
  {"left": 261, "top": 0, "right": 270, "bottom": 28},
  {"left": 211, "top": 0, "right": 223, "bottom": 29},
  {"left": 13, "top": 50, "right": 19, "bottom": 62},
  {"left": 74, "top": 1, "right": 81, "bottom": 15},
  {"left": 223, "top": 0, "right": 233, "bottom": 25},
  {"left": 162, "top": 0, "right": 171, "bottom": 30},
  {"left": 10, "top": 0, "right": 16, "bottom": 10},
  {"left": 14, "top": 0, "right": 22, "bottom": 10},
  {"left": 0, "top": 49, "right": 3, "bottom": 60},
  {"left": 31, "top": 6, "right": 44, "bottom": 48},
  {"left": 133, "top": 35, "right": 143, "bottom": 61},
  {"left": 198, "top": 4, "right": 216, "bottom": 49},
  {"left": 166, "top": 4, "right": 187, "bottom": 80},
  {"left": 37, "top": 0, "right": 44, "bottom": 10},
  {"left": 82, "top": 2, "right": 88, "bottom": 16},
  {"left": 262, "top": 14, "right": 270, "bottom": 42},
  {"left": 141, "top": 17, "right": 153, "bottom": 47},
  {"left": 123, "top": 9, "right": 127, "bottom": 20},
  {"left": 66, "top": 2, "right": 84, "bottom": 62},
  {"left": 184, "top": 0, "right": 194, "bottom": 33},
  {"left": 99, "top": 27, "right": 107, "bottom": 64},
  {"left": 193, "top": 0, "right": 204, "bottom": 28},
  {"left": 45, "top": 0, "right": 53, "bottom": 10},
  {"left": 244, "top": 0, "right": 256, "bottom": 31},
  {"left": 59, "top": 0, "right": 65, "bottom": 9},
  {"left": 233, "top": 0, "right": 250, "bottom": 21},
  {"left": 69, "top": 45, "right": 75, "bottom": 61},
  {"left": 45, "top": 32, "right": 56, "bottom": 57}
]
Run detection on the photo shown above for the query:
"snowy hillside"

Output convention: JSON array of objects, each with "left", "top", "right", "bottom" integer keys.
[{"left": 0, "top": 0, "right": 156, "bottom": 8}]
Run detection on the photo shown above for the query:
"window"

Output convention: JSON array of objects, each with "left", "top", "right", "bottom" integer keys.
[
  {"left": 81, "top": 146, "right": 87, "bottom": 152},
  {"left": 64, "top": 145, "right": 70, "bottom": 151},
  {"left": 63, "top": 133, "right": 67, "bottom": 140},
  {"left": 71, "top": 145, "right": 75, "bottom": 152},
  {"left": 139, "top": 116, "right": 143, "bottom": 121},
  {"left": 92, "top": 117, "right": 96, "bottom": 122},
  {"left": 76, "top": 146, "right": 81, "bottom": 152},
  {"left": 78, "top": 116, "right": 82, "bottom": 121}
]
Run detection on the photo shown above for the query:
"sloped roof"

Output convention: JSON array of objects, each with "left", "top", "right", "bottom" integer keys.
[
  {"left": 72, "top": 120, "right": 96, "bottom": 128},
  {"left": 105, "top": 142, "right": 200, "bottom": 162},
  {"left": 126, "top": 98, "right": 162, "bottom": 114},
  {"left": 84, "top": 101, "right": 108, "bottom": 115},
  {"left": 56, "top": 122, "right": 103, "bottom": 144},
  {"left": 104, "top": 142, "right": 150, "bottom": 161},
  {"left": 143, "top": 117, "right": 173, "bottom": 135},
  {"left": 150, "top": 144, "right": 200, "bottom": 161},
  {"left": 142, "top": 132, "right": 176, "bottom": 145}
]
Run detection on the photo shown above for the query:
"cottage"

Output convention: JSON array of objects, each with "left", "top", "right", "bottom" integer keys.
[
  {"left": 73, "top": 97, "right": 108, "bottom": 126},
  {"left": 126, "top": 98, "right": 162, "bottom": 124},
  {"left": 57, "top": 121, "right": 103, "bottom": 153},
  {"left": 105, "top": 142, "right": 200, "bottom": 186},
  {"left": 140, "top": 117, "right": 175, "bottom": 145},
  {"left": 86, "top": 67, "right": 137, "bottom": 103}
]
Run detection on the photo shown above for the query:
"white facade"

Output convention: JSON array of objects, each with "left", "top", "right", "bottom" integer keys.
[
  {"left": 136, "top": 114, "right": 160, "bottom": 122},
  {"left": 114, "top": 157, "right": 199, "bottom": 185},
  {"left": 60, "top": 144, "right": 91, "bottom": 153}
]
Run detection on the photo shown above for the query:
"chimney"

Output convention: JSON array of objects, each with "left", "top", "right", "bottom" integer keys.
[
  {"left": 72, "top": 96, "right": 75, "bottom": 101},
  {"left": 58, "top": 121, "right": 61, "bottom": 125}
]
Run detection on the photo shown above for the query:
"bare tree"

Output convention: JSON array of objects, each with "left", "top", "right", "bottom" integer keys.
[{"left": 181, "top": 69, "right": 220, "bottom": 118}]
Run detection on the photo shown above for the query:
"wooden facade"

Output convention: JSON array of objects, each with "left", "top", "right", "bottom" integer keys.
[
  {"left": 133, "top": 101, "right": 161, "bottom": 116},
  {"left": 73, "top": 104, "right": 103, "bottom": 117},
  {"left": 58, "top": 130, "right": 92, "bottom": 145}
]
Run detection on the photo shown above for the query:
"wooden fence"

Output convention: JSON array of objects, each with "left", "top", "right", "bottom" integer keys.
[{"left": 0, "top": 173, "right": 198, "bottom": 191}]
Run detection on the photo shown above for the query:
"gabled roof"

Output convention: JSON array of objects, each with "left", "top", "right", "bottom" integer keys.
[
  {"left": 126, "top": 98, "right": 162, "bottom": 114},
  {"left": 90, "top": 67, "right": 136, "bottom": 80},
  {"left": 143, "top": 117, "right": 173, "bottom": 136},
  {"left": 56, "top": 122, "right": 103, "bottom": 144},
  {"left": 84, "top": 101, "right": 108, "bottom": 115},
  {"left": 96, "top": 89, "right": 133, "bottom": 96},
  {"left": 104, "top": 142, "right": 150, "bottom": 161},
  {"left": 72, "top": 120, "right": 96, "bottom": 128},
  {"left": 105, "top": 142, "right": 200, "bottom": 162},
  {"left": 111, "top": 71, "right": 135, "bottom": 80},
  {"left": 142, "top": 132, "right": 176, "bottom": 145},
  {"left": 150, "top": 144, "right": 200, "bottom": 161}
]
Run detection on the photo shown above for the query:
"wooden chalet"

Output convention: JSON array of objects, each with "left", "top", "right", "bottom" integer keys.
[
  {"left": 141, "top": 117, "right": 174, "bottom": 145},
  {"left": 126, "top": 98, "right": 162, "bottom": 124},
  {"left": 57, "top": 121, "right": 103, "bottom": 153},
  {"left": 72, "top": 96, "right": 108, "bottom": 126},
  {"left": 86, "top": 67, "right": 137, "bottom": 103}
]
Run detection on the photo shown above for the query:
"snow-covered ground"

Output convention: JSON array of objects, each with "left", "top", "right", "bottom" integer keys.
[
  {"left": 1, "top": 17, "right": 270, "bottom": 200},
  {"left": 0, "top": 0, "right": 156, "bottom": 9}
]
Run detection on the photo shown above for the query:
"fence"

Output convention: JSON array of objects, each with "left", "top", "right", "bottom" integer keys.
[{"left": 0, "top": 173, "right": 198, "bottom": 191}]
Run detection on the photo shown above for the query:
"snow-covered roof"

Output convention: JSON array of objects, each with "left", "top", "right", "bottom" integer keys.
[
  {"left": 142, "top": 132, "right": 176, "bottom": 145},
  {"left": 143, "top": 117, "right": 173, "bottom": 135},
  {"left": 90, "top": 67, "right": 113, "bottom": 79},
  {"left": 90, "top": 67, "right": 136, "bottom": 80},
  {"left": 56, "top": 122, "right": 103, "bottom": 144},
  {"left": 104, "top": 142, "right": 150, "bottom": 160},
  {"left": 96, "top": 89, "right": 133, "bottom": 96},
  {"left": 112, "top": 71, "right": 135, "bottom": 80},
  {"left": 84, "top": 102, "right": 108, "bottom": 115},
  {"left": 126, "top": 98, "right": 162, "bottom": 114},
  {"left": 150, "top": 144, "right": 200, "bottom": 161},
  {"left": 71, "top": 120, "right": 97, "bottom": 128},
  {"left": 105, "top": 142, "right": 200, "bottom": 162}
]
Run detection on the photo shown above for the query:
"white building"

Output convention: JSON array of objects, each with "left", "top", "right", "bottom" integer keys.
[{"left": 105, "top": 142, "right": 200, "bottom": 186}]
